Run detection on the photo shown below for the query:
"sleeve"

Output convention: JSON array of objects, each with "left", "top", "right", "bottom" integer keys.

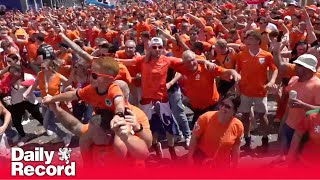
[
  {"left": 109, "top": 84, "right": 124, "bottom": 102},
  {"left": 236, "top": 120, "right": 244, "bottom": 138},
  {"left": 168, "top": 57, "right": 186, "bottom": 74},
  {"left": 212, "top": 65, "right": 225, "bottom": 77},
  {"left": 192, "top": 113, "right": 209, "bottom": 137},
  {"left": 116, "top": 64, "right": 132, "bottom": 84},
  {"left": 76, "top": 85, "right": 91, "bottom": 101}
]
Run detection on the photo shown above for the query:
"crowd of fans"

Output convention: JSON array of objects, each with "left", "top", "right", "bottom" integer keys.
[{"left": 0, "top": 0, "right": 320, "bottom": 168}]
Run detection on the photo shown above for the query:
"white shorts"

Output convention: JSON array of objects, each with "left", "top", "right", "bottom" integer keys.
[{"left": 238, "top": 95, "right": 268, "bottom": 114}]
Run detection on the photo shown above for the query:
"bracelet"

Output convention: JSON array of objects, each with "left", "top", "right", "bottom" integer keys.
[{"left": 134, "top": 123, "right": 143, "bottom": 133}]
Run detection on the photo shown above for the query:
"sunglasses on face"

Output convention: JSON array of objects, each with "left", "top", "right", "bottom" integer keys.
[
  {"left": 152, "top": 45, "right": 163, "bottom": 50},
  {"left": 189, "top": 32, "right": 198, "bottom": 36},
  {"left": 220, "top": 102, "right": 233, "bottom": 110},
  {"left": 91, "top": 72, "right": 114, "bottom": 80}
]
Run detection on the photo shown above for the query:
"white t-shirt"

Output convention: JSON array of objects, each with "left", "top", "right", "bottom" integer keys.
[{"left": 11, "top": 73, "right": 38, "bottom": 105}]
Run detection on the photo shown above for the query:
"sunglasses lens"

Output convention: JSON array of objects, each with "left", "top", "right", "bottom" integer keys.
[{"left": 152, "top": 46, "right": 163, "bottom": 50}]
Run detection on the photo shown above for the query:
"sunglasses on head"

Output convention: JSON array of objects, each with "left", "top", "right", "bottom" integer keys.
[
  {"left": 91, "top": 72, "right": 114, "bottom": 80},
  {"left": 152, "top": 45, "right": 163, "bottom": 50},
  {"left": 220, "top": 102, "right": 232, "bottom": 110}
]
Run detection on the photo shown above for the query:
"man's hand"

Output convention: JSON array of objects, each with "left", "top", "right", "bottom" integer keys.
[
  {"left": 42, "top": 95, "right": 53, "bottom": 105},
  {"left": 203, "top": 61, "right": 217, "bottom": 71},
  {"left": 111, "top": 116, "right": 132, "bottom": 142},
  {"left": 264, "top": 81, "right": 275, "bottom": 90},
  {"left": 229, "top": 70, "right": 241, "bottom": 82},
  {"left": 124, "top": 108, "right": 140, "bottom": 132},
  {"left": 288, "top": 98, "right": 306, "bottom": 109}
]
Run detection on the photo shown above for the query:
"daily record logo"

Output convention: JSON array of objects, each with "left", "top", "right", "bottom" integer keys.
[{"left": 11, "top": 147, "right": 75, "bottom": 176}]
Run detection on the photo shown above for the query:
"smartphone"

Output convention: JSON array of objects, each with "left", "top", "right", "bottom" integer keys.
[
  {"left": 124, "top": 107, "right": 130, "bottom": 116},
  {"left": 277, "top": 31, "right": 284, "bottom": 42}
]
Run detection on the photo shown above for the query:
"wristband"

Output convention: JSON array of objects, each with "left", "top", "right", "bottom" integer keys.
[{"left": 134, "top": 123, "right": 143, "bottom": 133}]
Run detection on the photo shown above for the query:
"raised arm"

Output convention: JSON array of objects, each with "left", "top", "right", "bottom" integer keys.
[{"left": 58, "top": 32, "right": 93, "bottom": 62}]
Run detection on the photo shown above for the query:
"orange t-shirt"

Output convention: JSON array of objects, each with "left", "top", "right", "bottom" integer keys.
[
  {"left": 236, "top": 49, "right": 277, "bottom": 97},
  {"left": 207, "top": 37, "right": 217, "bottom": 45},
  {"left": 25, "top": 41, "right": 38, "bottom": 63},
  {"left": 256, "top": 28, "right": 270, "bottom": 51},
  {"left": 285, "top": 76, "right": 320, "bottom": 129},
  {"left": 297, "top": 109, "right": 320, "bottom": 167},
  {"left": 37, "top": 72, "right": 62, "bottom": 98},
  {"left": 193, "top": 111, "right": 243, "bottom": 167},
  {"left": 134, "top": 22, "right": 151, "bottom": 39},
  {"left": 45, "top": 35, "right": 61, "bottom": 50},
  {"left": 115, "top": 63, "right": 132, "bottom": 84},
  {"left": 171, "top": 34, "right": 190, "bottom": 58},
  {"left": 215, "top": 51, "right": 236, "bottom": 69},
  {"left": 66, "top": 30, "right": 80, "bottom": 40},
  {"left": 97, "top": 30, "right": 118, "bottom": 43},
  {"left": 115, "top": 50, "right": 138, "bottom": 76},
  {"left": 185, "top": 40, "right": 212, "bottom": 55},
  {"left": 289, "top": 31, "right": 306, "bottom": 50},
  {"left": 76, "top": 83, "right": 123, "bottom": 111},
  {"left": 177, "top": 63, "right": 224, "bottom": 109},
  {"left": 134, "top": 55, "right": 181, "bottom": 101}
]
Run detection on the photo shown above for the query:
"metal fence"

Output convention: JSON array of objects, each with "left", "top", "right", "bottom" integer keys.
[{"left": 42, "top": 0, "right": 83, "bottom": 8}]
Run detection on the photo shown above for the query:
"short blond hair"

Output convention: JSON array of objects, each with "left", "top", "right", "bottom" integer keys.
[
  {"left": 92, "top": 57, "right": 119, "bottom": 76},
  {"left": 182, "top": 50, "right": 196, "bottom": 61}
]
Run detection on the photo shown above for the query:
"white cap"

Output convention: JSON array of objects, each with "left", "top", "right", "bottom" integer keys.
[
  {"left": 293, "top": 54, "right": 318, "bottom": 72},
  {"left": 284, "top": 16, "right": 291, "bottom": 21},
  {"left": 288, "top": 1, "right": 297, "bottom": 6},
  {"left": 149, "top": 37, "right": 163, "bottom": 47}
]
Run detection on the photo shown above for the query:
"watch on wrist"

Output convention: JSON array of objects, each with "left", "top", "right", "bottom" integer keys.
[{"left": 134, "top": 123, "right": 143, "bottom": 133}]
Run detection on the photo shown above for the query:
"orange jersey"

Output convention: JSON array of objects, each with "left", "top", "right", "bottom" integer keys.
[
  {"left": 97, "top": 30, "right": 118, "bottom": 43},
  {"left": 76, "top": 83, "right": 123, "bottom": 111},
  {"left": 45, "top": 35, "right": 61, "bottom": 50},
  {"left": 135, "top": 55, "right": 181, "bottom": 101},
  {"left": 66, "top": 30, "right": 80, "bottom": 40},
  {"left": 115, "top": 63, "right": 132, "bottom": 84},
  {"left": 25, "top": 41, "right": 38, "bottom": 62},
  {"left": 236, "top": 49, "right": 277, "bottom": 97},
  {"left": 215, "top": 51, "right": 237, "bottom": 69},
  {"left": 256, "top": 29, "right": 270, "bottom": 51},
  {"left": 134, "top": 22, "right": 150, "bottom": 39},
  {"left": 115, "top": 50, "right": 138, "bottom": 76},
  {"left": 193, "top": 111, "right": 243, "bottom": 167},
  {"left": 177, "top": 63, "right": 224, "bottom": 109},
  {"left": 171, "top": 34, "right": 190, "bottom": 58},
  {"left": 185, "top": 40, "right": 212, "bottom": 55},
  {"left": 37, "top": 72, "right": 62, "bottom": 98},
  {"left": 289, "top": 31, "right": 306, "bottom": 49}
]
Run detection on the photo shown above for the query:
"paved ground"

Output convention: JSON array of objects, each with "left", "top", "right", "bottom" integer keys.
[{"left": 7, "top": 99, "right": 282, "bottom": 168}]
